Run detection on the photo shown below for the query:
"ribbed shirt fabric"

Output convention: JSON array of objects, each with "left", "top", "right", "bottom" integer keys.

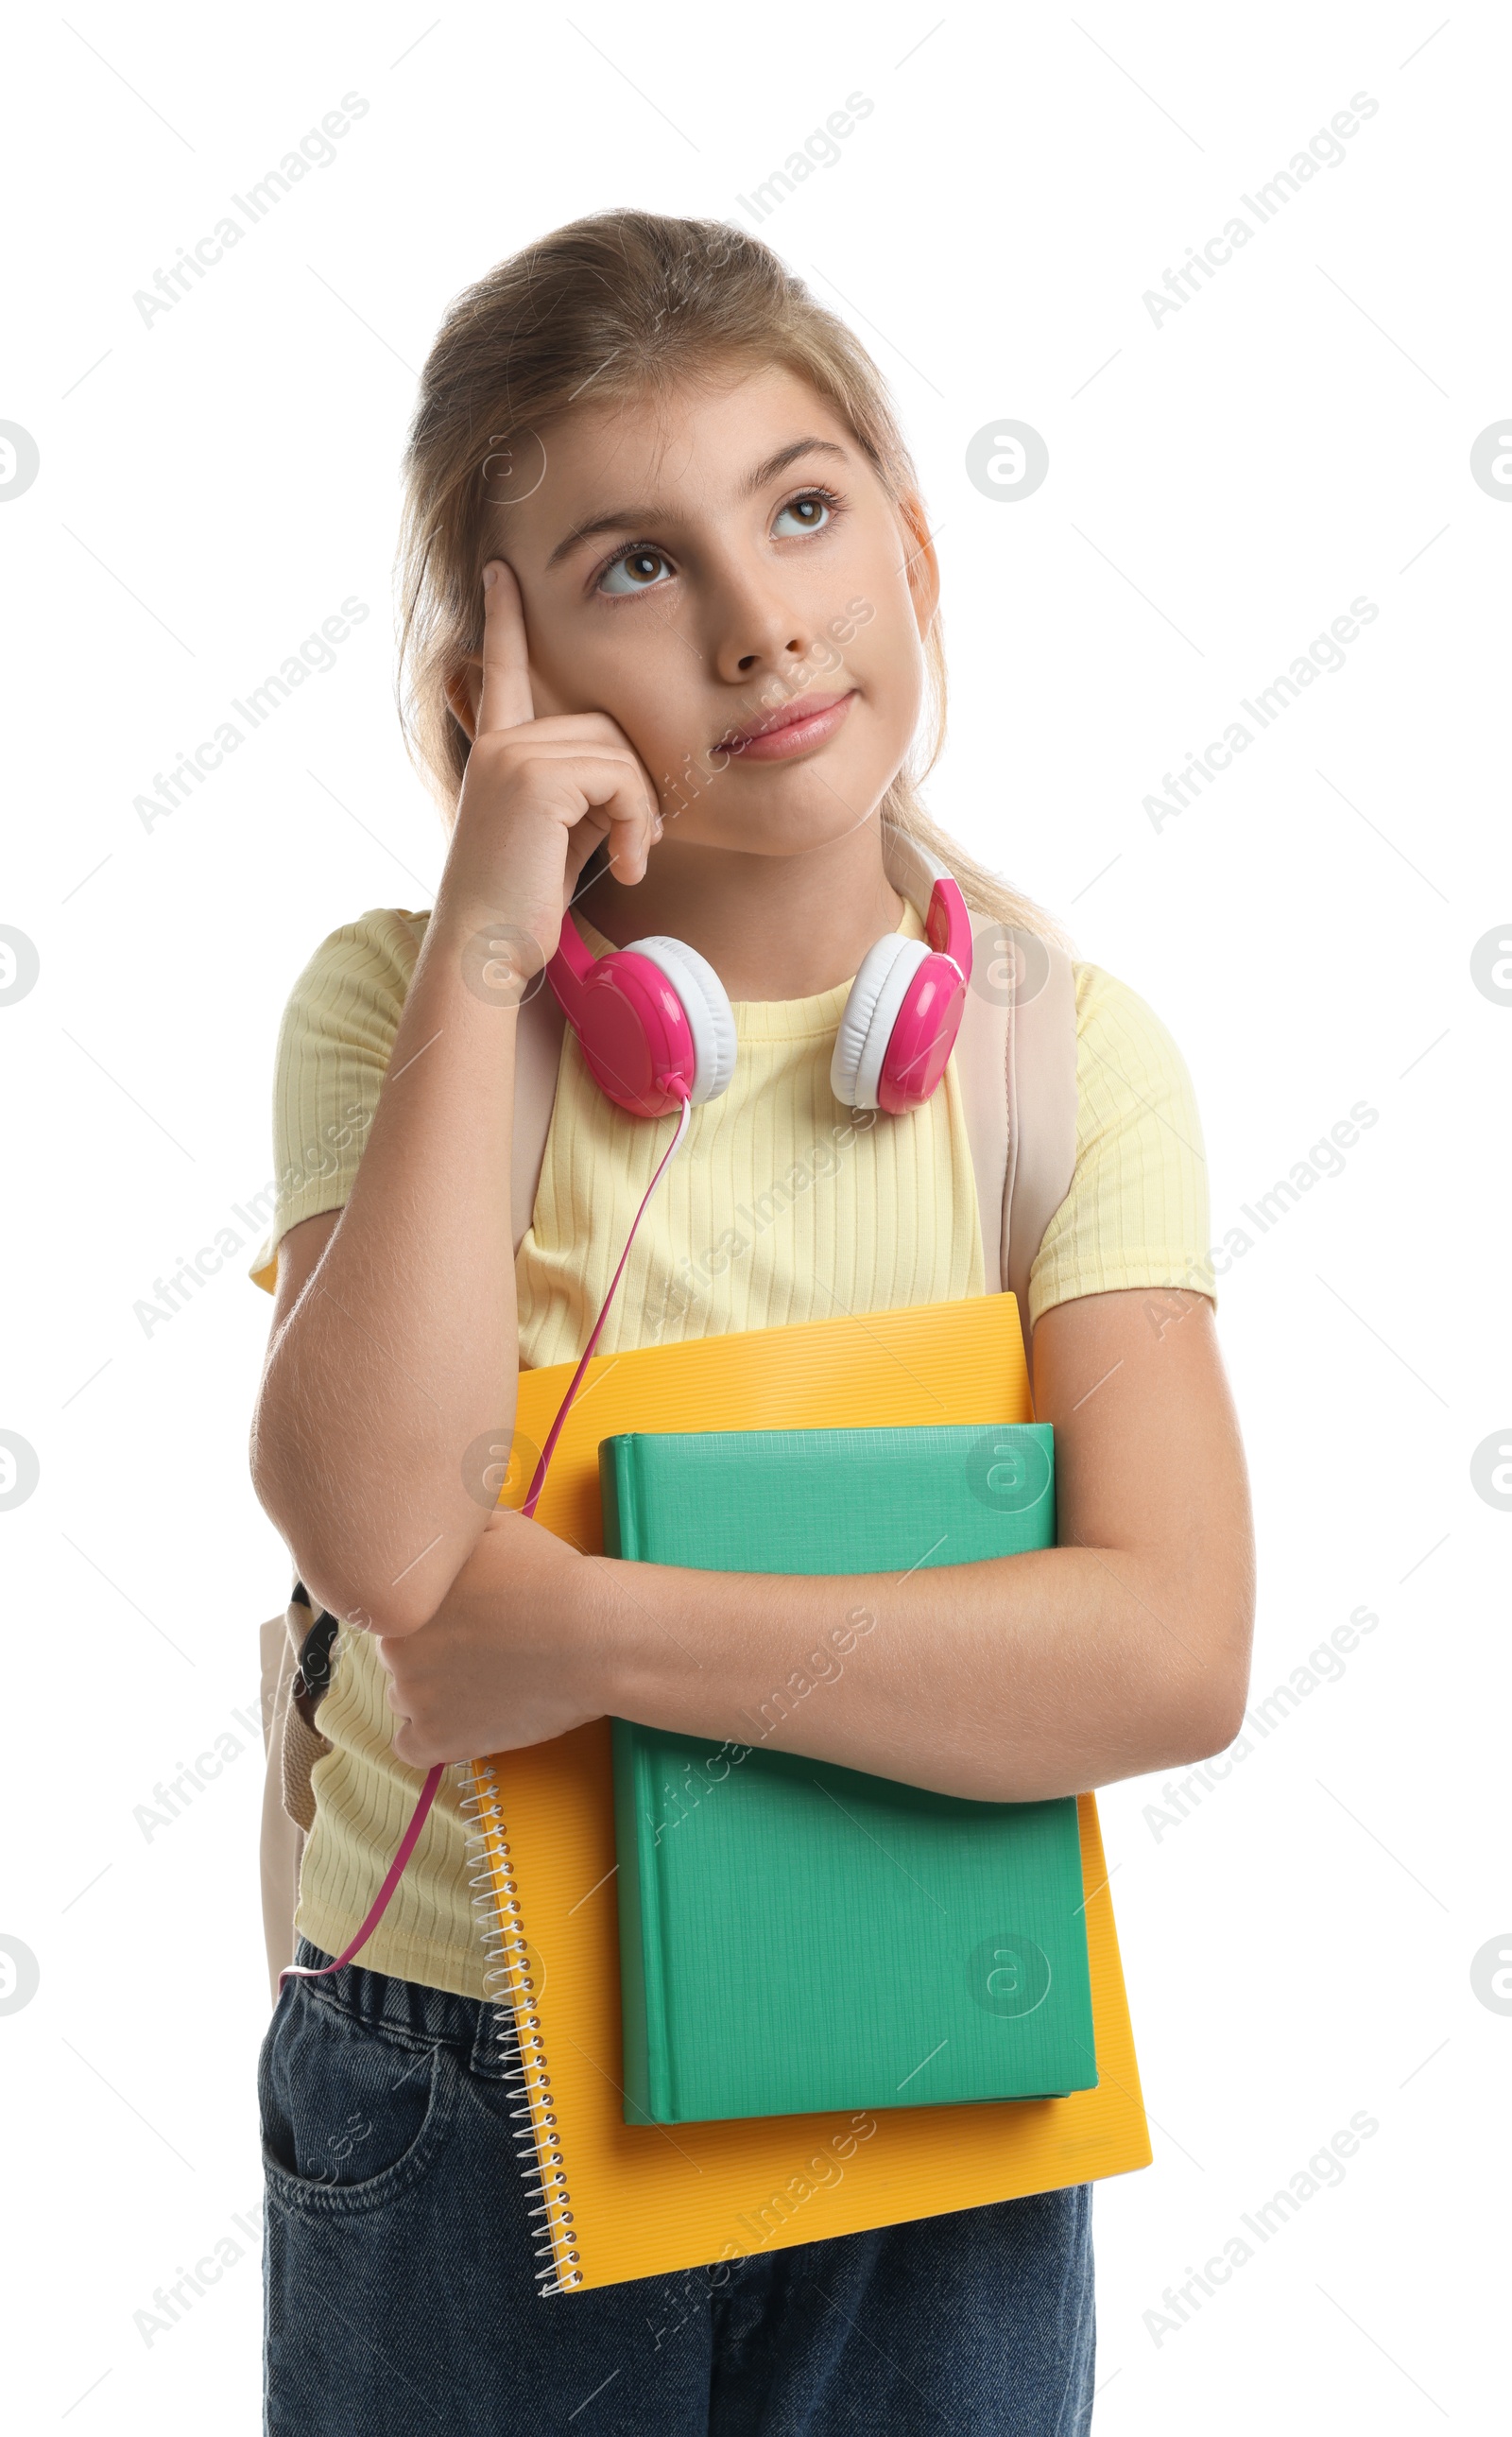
[{"left": 249, "top": 900, "right": 1214, "bottom": 1998}]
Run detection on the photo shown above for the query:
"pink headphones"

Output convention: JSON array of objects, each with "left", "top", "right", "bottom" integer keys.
[{"left": 544, "top": 835, "right": 973, "bottom": 1120}]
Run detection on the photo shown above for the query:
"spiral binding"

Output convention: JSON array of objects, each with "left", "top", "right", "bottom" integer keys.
[
  {"left": 446, "top": 1092, "right": 695, "bottom": 2294},
  {"left": 460, "top": 1756, "right": 583, "bottom": 2296}
]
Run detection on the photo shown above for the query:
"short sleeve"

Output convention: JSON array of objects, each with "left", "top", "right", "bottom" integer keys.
[
  {"left": 246, "top": 908, "right": 428, "bottom": 1295},
  {"left": 1028, "top": 963, "right": 1216, "bottom": 1328}
]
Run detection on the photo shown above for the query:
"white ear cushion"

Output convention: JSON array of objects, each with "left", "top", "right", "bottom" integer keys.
[
  {"left": 623, "top": 935, "right": 738, "bottom": 1104},
  {"left": 830, "top": 934, "right": 931, "bottom": 1110}
]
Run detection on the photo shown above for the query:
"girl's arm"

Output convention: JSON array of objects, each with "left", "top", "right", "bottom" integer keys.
[
  {"left": 381, "top": 1283, "right": 1255, "bottom": 1800},
  {"left": 248, "top": 932, "right": 525, "bottom": 1637},
  {"left": 249, "top": 565, "right": 661, "bottom": 1638}
]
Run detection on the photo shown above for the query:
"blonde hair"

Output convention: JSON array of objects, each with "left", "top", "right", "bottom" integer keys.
[{"left": 397, "top": 209, "right": 1070, "bottom": 948}]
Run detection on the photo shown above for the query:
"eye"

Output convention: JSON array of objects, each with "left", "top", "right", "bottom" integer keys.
[
  {"left": 596, "top": 545, "right": 673, "bottom": 597},
  {"left": 591, "top": 485, "right": 840, "bottom": 597},
  {"left": 773, "top": 490, "right": 836, "bottom": 537}
]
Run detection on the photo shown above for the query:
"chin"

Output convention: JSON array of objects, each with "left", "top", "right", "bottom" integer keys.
[{"left": 679, "top": 786, "right": 887, "bottom": 860}]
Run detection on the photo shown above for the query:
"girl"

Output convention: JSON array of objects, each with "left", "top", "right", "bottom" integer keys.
[{"left": 249, "top": 210, "right": 1253, "bottom": 2433}]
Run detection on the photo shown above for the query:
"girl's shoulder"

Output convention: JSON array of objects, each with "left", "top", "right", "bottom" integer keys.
[
  {"left": 284, "top": 906, "right": 432, "bottom": 1012},
  {"left": 267, "top": 906, "right": 434, "bottom": 1065},
  {"left": 1029, "top": 959, "right": 1214, "bottom": 1325},
  {"left": 247, "top": 910, "right": 433, "bottom": 1296},
  {"left": 1069, "top": 959, "right": 1201, "bottom": 1114}
]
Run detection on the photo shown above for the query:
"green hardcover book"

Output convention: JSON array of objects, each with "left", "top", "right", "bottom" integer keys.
[{"left": 600, "top": 1422, "right": 1097, "bottom": 2126}]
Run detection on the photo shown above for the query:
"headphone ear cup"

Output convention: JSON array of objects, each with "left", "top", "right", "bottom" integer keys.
[
  {"left": 831, "top": 934, "right": 931, "bottom": 1109},
  {"left": 622, "top": 935, "right": 738, "bottom": 1104}
]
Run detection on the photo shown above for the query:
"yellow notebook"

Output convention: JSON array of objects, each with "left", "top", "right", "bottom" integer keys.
[{"left": 475, "top": 1293, "right": 1151, "bottom": 2294}]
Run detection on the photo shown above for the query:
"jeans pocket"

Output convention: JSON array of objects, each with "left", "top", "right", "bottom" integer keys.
[{"left": 259, "top": 1989, "right": 458, "bottom": 2221}]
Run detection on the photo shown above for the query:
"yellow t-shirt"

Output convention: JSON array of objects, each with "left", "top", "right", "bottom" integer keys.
[{"left": 249, "top": 901, "right": 1215, "bottom": 1998}]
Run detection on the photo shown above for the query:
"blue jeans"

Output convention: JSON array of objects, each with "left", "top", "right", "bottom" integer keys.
[{"left": 260, "top": 1937, "right": 1095, "bottom": 2433}]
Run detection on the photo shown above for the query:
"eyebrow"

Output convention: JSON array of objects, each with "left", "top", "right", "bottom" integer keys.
[{"left": 543, "top": 438, "right": 850, "bottom": 569}]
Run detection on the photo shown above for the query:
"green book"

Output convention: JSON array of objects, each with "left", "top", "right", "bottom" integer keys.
[{"left": 600, "top": 1422, "right": 1097, "bottom": 2126}]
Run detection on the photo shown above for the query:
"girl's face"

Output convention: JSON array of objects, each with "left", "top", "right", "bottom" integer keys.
[{"left": 490, "top": 365, "right": 938, "bottom": 858}]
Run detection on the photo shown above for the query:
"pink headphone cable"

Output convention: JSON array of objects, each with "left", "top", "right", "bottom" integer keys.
[{"left": 278, "top": 1080, "right": 696, "bottom": 1996}]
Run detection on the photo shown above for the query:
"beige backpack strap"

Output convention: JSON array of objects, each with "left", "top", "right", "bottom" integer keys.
[
  {"left": 951, "top": 965, "right": 1013, "bottom": 1294},
  {"left": 511, "top": 978, "right": 568, "bottom": 1257},
  {"left": 259, "top": 1596, "right": 306, "bottom": 2005},
  {"left": 954, "top": 923, "right": 1079, "bottom": 1354},
  {"left": 1004, "top": 934, "right": 1079, "bottom": 1326}
]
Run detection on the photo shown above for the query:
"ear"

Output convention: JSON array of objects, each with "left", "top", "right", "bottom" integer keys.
[
  {"left": 445, "top": 659, "right": 482, "bottom": 746},
  {"left": 896, "top": 493, "right": 941, "bottom": 640}
]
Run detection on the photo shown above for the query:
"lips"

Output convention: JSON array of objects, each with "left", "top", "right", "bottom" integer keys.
[{"left": 715, "top": 689, "right": 855, "bottom": 758}]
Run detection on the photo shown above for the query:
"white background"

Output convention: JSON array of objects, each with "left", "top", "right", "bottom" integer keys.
[{"left": 3, "top": 2, "right": 1507, "bottom": 2428}]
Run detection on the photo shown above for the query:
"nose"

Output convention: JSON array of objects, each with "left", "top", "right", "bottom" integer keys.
[
  {"left": 706, "top": 563, "right": 819, "bottom": 687},
  {"left": 737, "top": 638, "right": 802, "bottom": 675}
]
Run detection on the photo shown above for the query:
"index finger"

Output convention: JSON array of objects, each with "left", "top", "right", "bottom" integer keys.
[{"left": 477, "top": 560, "right": 536, "bottom": 734}]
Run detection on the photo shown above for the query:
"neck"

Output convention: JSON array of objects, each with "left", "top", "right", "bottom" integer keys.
[{"left": 576, "top": 825, "right": 909, "bottom": 1001}]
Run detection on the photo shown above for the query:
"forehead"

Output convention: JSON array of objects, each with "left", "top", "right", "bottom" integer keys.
[{"left": 503, "top": 364, "right": 861, "bottom": 542}]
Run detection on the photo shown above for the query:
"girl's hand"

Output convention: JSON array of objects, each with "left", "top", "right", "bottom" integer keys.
[
  {"left": 376, "top": 1508, "right": 612, "bottom": 1766},
  {"left": 435, "top": 560, "right": 662, "bottom": 971}
]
